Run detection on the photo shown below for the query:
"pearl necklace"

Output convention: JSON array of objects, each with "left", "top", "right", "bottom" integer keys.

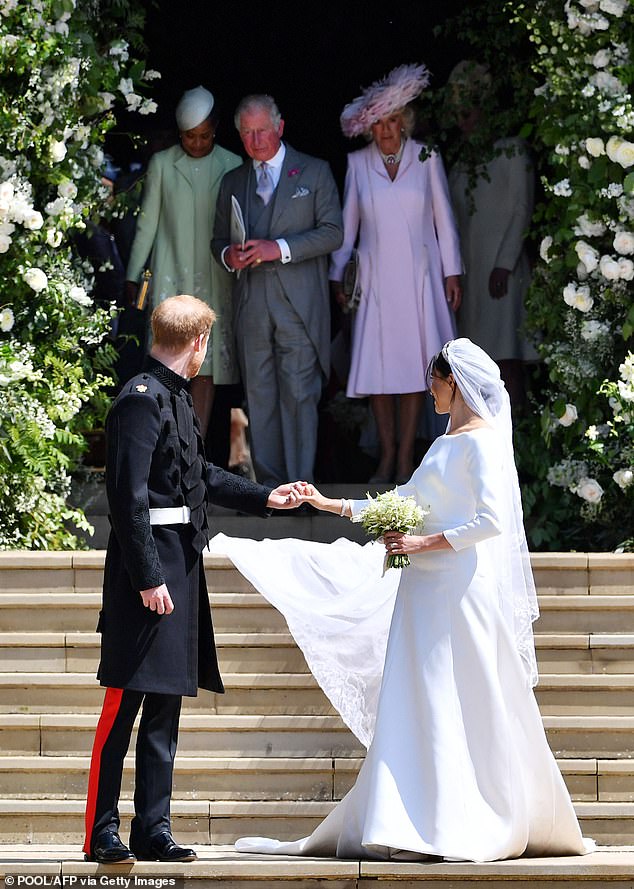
[{"left": 379, "top": 139, "right": 405, "bottom": 166}]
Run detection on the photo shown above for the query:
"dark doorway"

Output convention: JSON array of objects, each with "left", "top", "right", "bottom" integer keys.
[{"left": 142, "top": 1, "right": 465, "bottom": 183}]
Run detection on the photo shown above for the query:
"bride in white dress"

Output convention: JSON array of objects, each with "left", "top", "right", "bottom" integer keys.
[{"left": 211, "top": 338, "right": 590, "bottom": 862}]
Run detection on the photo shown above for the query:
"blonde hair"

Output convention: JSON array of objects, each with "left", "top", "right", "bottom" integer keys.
[{"left": 151, "top": 295, "right": 215, "bottom": 350}]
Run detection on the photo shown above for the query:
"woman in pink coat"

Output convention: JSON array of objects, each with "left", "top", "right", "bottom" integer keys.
[{"left": 330, "top": 64, "right": 462, "bottom": 484}]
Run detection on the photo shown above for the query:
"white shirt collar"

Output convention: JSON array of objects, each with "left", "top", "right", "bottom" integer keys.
[{"left": 252, "top": 142, "right": 286, "bottom": 172}]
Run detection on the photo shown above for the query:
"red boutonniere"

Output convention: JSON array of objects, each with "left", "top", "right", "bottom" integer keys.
[{"left": 288, "top": 167, "right": 300, "bottom": 177}]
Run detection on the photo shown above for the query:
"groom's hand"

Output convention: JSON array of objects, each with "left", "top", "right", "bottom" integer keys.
[{"left": 267, "top": 481, "right": 312, "bottom": 509}]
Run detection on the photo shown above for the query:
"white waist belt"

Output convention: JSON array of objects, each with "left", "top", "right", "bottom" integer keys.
[{"left": 149, "top": 506, "right": 191, "bottom": 525}]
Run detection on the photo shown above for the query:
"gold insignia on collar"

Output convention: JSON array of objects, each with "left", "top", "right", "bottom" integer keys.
[{"left": 135, "top": 384, "right": 148, "bottom": 393}]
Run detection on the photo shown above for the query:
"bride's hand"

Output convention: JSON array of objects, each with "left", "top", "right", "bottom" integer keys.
[{"left": 383, "top": 531, "right": 422, "bottom": 555}]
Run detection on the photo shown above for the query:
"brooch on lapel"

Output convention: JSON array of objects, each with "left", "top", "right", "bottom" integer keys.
[
  {"left": 288, "top": 167, "right": 300, "bottom": 177},
  {"left": 135, "top": 384, "right": 148, "bottom": 392},
  {"left": 291, "top": 185, "right": 310, "bottom": 199}
]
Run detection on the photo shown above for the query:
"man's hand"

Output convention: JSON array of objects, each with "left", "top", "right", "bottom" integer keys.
[
  {"left": 140, "top": 584, "right": 174, "bottom": 615},
  {"left": 489, "top": 267, "right": 510, "bottom": 299},
  {"left": 226, "top": 239, "right": 281, "bottom": 270},
  {"left": 267, "top": 481, "right": 311, "bottom": 509},
  {"left": 445, "top": 275, "right": 462, "bottom": 312}
]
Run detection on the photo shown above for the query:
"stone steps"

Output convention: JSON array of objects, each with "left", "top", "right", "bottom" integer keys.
[
  {"left": 4, "top": 629, "right": 634, "bottom": 678},
  {"left": 4, "top": 845, "right": 634, "bottom": 889},
  {"left": 5, "top": 712, "right": 634, "bottom": 760},
  {"left": 0, "top": 754, "right": 618, "bottom": 802},
  {"left": 4, "top": 670, "right": 634, "bottom": 717},
  {"left": 2, "top": 549, "right": 634, "bottom": 856},
  {"left": 4, "top": 593, "right": 634, "bottom": 634},
  {"left": 1, "top": 797, "right": 634, "bottom": 846}
]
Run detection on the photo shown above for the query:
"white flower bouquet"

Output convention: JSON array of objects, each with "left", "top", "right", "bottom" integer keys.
[{"left": 352, "top": 488, "right": 429, "bottom": 570}]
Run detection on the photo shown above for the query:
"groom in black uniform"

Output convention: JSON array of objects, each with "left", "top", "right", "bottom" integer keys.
[{"left": 83, "top": 294, "right": 305, "bottom": 864}]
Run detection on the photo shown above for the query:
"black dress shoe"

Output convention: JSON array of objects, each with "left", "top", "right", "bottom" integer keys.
[
  {"left": 130, "top": 831, "right": 197, "bottom": 862},
  {"left": 85, "top": 829, "right": 136, "bottom": 863}
]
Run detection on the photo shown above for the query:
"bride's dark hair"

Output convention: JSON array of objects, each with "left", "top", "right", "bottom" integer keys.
[{"left": 426, "top": 349, "right": 452, "bottom": 388}]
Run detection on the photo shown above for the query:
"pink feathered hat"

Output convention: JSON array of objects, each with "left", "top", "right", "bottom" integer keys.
[{"left": 340, "top": 63, "right": 431, "bottom": 138}]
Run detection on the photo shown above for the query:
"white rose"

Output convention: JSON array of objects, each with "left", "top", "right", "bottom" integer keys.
[
  {"left": 557, "top": 403, "right": 578, "bottom": 426},
  {"left": 45, "top": 228, "right": 62, "bottom": 248},
  {"left": 585, "top": 137, "right": 605, "bottom": 157},
  {"left": 0, "top": 233, "right": 11, "bottom": 253},
  {"left": 592, "top": 48, "right": 611, "bottom": 68},
  {"left": 618, "top": 258, "right": 634, "bottom": 280},
  {"left": 9, "top": 197, "right": 29, "bottom": 224},
  {"left": 49, "top": 139, "right": 67, "bottom": 163},
  {"left": 615, "top": 141, "right": 634, "bottom": 169},
  {"left": 600, "top": 254, "right": 622, "bottom": 280},
  {"left": 57, "top": 181, "right": 77, "bottom": 200},
  {"left": 574, "top": 477, "right": 604, "bottom": 503},
  {"left": 577, "top": 262, "right": 589, "bottom": 281},
  {"left": 613, "top": 469, "right": 634, "bottom": 490},
  {"left": 592, "top": 71, "right": 625, "bottom": 96},
  {"left": 614, "top": 231, "right": 634, "bottom": 255},
  {"left": 23, "top": 267, "right": 48, "bottom": 292},
  {"left": 540, "top": 236, "right": 553, "bottom": 263},
  {"left": 575, "top": 240, "right": 600, "bottom": 272},
  {"left": 45, "top": 197, "right": 65, "bottom": 217},
  {"left": 23, "top": 209, "right": 44, "bottom": 230},
  {"left": 607, "top": 135, "right": 624, "bottom": 162},
  {"left": 574, "top": 213, "right": 606, "bottom": 237},
  {"left": 68, "top": 285, "right": 92, "bottom": 306},
  {"left": 0, "top": 307, "right": 14, "bottom": 332},
  {"left": 599, "top": 0, "right": 627, "bottom": 15},
  {"left": 0, "top": 221, "right": 14, "bottom": 235},
  {"left": 578, "top": 156, "right": 591, "bottom": 169}
]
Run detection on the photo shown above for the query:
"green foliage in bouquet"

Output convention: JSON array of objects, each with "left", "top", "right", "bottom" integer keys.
[
  {"left": 0, "top": 0, "right": 158, "bottom": 548},
  {"left": 352, "top": 489, "right": 429, "bottom": 570}
]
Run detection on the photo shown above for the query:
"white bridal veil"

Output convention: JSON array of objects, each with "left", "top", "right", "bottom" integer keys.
[{"left": 442, "top": 337, "right": 539, "bottom": 685}]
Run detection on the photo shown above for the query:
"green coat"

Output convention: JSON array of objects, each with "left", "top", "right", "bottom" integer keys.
[{"left": 127, "top": 143, "right": 242, "bottom": 382}]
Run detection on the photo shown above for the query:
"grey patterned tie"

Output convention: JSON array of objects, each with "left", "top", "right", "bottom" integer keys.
[{"left": 256, "top": 162, "right": 274, "bottom": 206}]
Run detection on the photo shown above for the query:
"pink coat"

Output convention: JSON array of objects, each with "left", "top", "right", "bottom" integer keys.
[{"left": 330, "top": 140, "right": 461, "bottom": 397}]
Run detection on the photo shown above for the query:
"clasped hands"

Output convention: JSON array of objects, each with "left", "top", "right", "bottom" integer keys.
[{"left": 227, "top": 239, "right": 281, "bottom": 271}]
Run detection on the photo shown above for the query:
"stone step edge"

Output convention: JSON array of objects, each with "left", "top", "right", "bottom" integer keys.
[
  {"left": 2, "top": 551, "right": 632, "bottom": 569},
  {"left": 4, "top": 632, "right": 634, "bottom": 648},
  {"left": 0, "top": 799, "right": 630, "bottom": 819},
  {"left": 4, "top": 713, "right": 634, "bottom": 730},
  {"left": 2, "top": 844, "right": 634, "bottom": 880},
  {"left": 4, "top": 672, "right": 634, "bottom": 692},
  {"left": 6, "top": 593, "right": 634, "bottom": 607},
  {"left": 0, "top": 754, "right": 603, "bottom": 774}
]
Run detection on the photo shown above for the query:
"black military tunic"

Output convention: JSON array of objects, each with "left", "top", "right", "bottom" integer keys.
[{"left": 97, "top": 356, "right": 272, "bottom": 696}]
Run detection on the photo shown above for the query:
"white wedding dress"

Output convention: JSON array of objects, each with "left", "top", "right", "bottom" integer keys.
[{"left": 209, "top": 429, "right": 590, "bottom": 862}]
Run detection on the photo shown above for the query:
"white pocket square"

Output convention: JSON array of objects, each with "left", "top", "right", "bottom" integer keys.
[{"left": 291, "top": 186, "right": 310, "bottom": 199}]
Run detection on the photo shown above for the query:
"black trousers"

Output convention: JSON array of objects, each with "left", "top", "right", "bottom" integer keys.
[{"left": 83, "top": 687, "right": 182, "bottom": 855}]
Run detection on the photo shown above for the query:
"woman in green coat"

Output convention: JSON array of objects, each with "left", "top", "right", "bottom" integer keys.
[{"left": 126, "top": 86, "right": 242, "bottom": 437}]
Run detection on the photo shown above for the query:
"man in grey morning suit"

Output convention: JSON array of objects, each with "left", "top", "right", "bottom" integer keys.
[{"left": 212, "top": 94, "right": 343, "bottom": 487}]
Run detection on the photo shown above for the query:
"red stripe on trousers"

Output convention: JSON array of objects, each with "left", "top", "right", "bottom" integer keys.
[{"left": 83, "top": 687, "right": 124, "bottom": 854}]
